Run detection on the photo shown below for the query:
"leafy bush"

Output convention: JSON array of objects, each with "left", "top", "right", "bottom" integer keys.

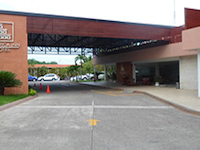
[
  {"left": 0, "top": 71, "right": 22, "bottom": 95},
  {"left": 29, "top": 88, "right": 37, "bottom": 96}
]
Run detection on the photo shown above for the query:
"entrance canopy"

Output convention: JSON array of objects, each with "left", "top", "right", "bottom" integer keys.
[{"left": 0, "top": 10, "right": 182, "bottom": 56}]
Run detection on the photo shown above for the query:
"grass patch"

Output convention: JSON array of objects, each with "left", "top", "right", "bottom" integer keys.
[{"left": 0, "top": 94, "right": 29, "bottom": 106}]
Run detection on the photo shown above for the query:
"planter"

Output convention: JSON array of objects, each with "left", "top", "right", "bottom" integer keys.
[
  {"left": 155, "top": 82, "right": 159, "bottom": 87},
  {"left": 154, "top": 76, "right": 161, "bottom": 87}
]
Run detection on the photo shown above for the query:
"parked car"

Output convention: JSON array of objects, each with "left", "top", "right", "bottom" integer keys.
[
  {"left": 79, "top": 75, "right": 88, "bottom": 80},
  {"left": 28, "top": 74, "right": 37, "bottom": 81},
  {"left": 86, "top": 73, "right": 94, "bottom": 79},
  {"left": 98, "top": 72, "right": 105, "bottom": 80},
  {"left": 70, "top": 75, "right": 88, "bottom": 81},
  {"left": 38, "top": 73, "right": 60, "bottom": 81},
  {"left": 70, "top": 76, "right": 76, "bottom": 81},
  {"left": 85, "top": 72, "right": 104, "bottom": 80}
]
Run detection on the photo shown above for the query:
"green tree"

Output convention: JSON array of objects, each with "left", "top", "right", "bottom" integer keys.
[
  {"left": 67, "top": 65, "right": 80, "bottom": 77},
  {"left": 58, "top": 67, "right": 68, "bottom": 80},
  {"left": 49, "top": 67, "right": 59, "bottom": 74},
  {"left": 49, "top": 61, "right": 58, "bottom": 64},
  {"left": 28, "top": 59, "right": 58, "bottom": 65},
  {"left": 82, "top": 60, "right": 93, "bottom": 74},
  {"left": 75, "top": 55, "right": 88, "bottom": 65},
  {"left": 75, "top": 55, "right": 93, "bottom": 75},
  {"left": 75, "top": 55, "right": 86, "bottom": 76},
  {"left": 0, "top": 71, "right": 22, "bottom": 95},
  {"left": 37, "top": 66, "right": 48, "bottom": 77},
  {"left": 95, "top": 64, "right": 104, "bottom": 72},
  {"left": 87, "top": 55, "right": 93, "bottom": 62}
]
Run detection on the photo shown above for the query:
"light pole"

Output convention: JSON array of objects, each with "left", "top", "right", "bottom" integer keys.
[{"left": 174, "top": 0, "right": 176, "bottom": 25}]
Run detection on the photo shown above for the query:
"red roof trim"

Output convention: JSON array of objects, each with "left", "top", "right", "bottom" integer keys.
[{"left": 29, "top": 64, "right": 73, "bottom": 68}]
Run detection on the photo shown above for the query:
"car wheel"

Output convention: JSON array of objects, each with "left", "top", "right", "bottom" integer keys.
[
  {"left": 41, "top": 79, "right": 44, "bottom": 81},
  {"left": 52, "top": 78, "right": 56, "bottom": 81},
  {"left": 83, "top": 77, "right": 87, "bottom": 80},
  {"left": 33, "top": 79, "right": 36, "bottom": 82}
]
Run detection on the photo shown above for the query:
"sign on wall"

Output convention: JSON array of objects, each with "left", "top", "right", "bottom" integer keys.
[{"left": 0, "top": 21, "right": 20, "bottom": 52}]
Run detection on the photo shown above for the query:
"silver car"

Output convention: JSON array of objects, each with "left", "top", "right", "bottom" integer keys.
[{"left": 38, "top": 73, "right": 60, "bottom": 81}]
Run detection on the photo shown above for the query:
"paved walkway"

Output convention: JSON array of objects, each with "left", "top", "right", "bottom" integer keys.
[{"left": 80, "top": 81, "right": 200, "bottom": 114}]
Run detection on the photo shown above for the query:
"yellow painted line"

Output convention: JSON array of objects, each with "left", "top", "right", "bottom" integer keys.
[
  {"left": 115, "top": 93, "right": 142, "bottom": 96},
  {"left": 91, "top": 90, "right": 143, "bottom": 96},
  {"left": 87, "top": 119, "right": 100, "bottom": 126},
  {"left": 107, "top": 91, "right": 123, "bottom": 94},
  {"left": 91, "top": 90, "right": 117, "bottom": 96}
]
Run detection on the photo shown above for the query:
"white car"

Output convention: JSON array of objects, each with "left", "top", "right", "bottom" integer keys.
[
  {"left": 38, "top": 74, "right": 60, "bottom": 81},
  {"left": 86, "top": 73, "right": 94, "bottom": 79},
  {"left": 70, "top": 75, "right": 88, "bottom": 81},
  {"left": 79, "top": 75, "right": 88, "bottom": 80},
  {"left": 86, "top": 72, "right": 104, "bottom": 80},
  {"left": 98, "top": 72, "right": 105, "bottom": 80},
  {"left": 70, "top": 76, "right": 76, "bottom": 81}
]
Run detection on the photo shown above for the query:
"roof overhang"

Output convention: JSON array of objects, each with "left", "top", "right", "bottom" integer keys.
[{"left": 0, "top": 10, "right": 175, "bottom": 56}]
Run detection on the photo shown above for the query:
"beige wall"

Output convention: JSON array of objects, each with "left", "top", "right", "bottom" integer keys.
[
  {"left": 94, "top": 42, "right": 197, "bottom": 65},
  {"left": 183, "top": 26, "right": 200, "bottom": 51},
  {"left": 0, "top": 14, "right": 28, "bottom": 94},
  {"left": 179, "top": 55, "right": 198, "bottom": 90}
]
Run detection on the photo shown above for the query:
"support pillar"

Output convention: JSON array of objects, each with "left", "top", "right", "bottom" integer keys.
[
  {"left": 104, "top": 64, "right": 107, "bottom": 81},
  {"left": 132, "top": 64, "right": 136, "bottom": 83},
  {"left": 93, "top": 65, "right": 96, "bottom": 82},
  {"left": 198, "top": 49, "right": 200, "bottom": 97},
  {"left": 155, "top": 64, "right": 160, "bottom": 77}
]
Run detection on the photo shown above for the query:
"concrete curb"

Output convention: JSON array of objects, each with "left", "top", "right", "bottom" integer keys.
[
  {"left": 134, "top": 91, "right": 200, "bottom": 116},
  {"left": 101, "top": 84, "right": 200, "bottom": 116},
  {"left": 65, "top": 82, "right": 200, "bottom": 116},
  {"left": 0, "top": 95, "right": 38, "bottom": 111},
  {"left": 81, "top": 83, "right": 200, "bottom": 116}
]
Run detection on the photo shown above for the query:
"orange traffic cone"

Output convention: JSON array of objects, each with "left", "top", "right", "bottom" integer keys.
[
  {"left": 34, "top": 83, "right": 36, "bottom": 87},
  {"left": 39, "top": 83, "right": 42, "bottom": 90},
  {"left": 46, "top": 85, "right": 51, "bottom": 93}
]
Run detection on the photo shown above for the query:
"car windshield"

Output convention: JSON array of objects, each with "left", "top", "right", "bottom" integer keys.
[{"left": 45, "top": 74, "right": 54, "bottom": 77}]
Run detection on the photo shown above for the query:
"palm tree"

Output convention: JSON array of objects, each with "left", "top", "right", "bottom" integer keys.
[
  {"left": 0, "top": 71, "right": 22, "bottom": 95},
  {"left": 75, "top": 54, "right": 87, "bottom": 66},
  {"left": 75, "top": 55, "right": 88, "bottom": 78}
]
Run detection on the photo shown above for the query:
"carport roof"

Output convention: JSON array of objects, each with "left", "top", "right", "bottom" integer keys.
[
  {"left": 0, "top": 10, "right": 174, "bottom": 28},
  {"left": 0, "top": 10, "right": 179, "bottom": 56}
]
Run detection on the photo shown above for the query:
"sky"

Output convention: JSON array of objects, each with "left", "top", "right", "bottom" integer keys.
[{"left": 0, "top": 0, "right": 200, "bottom": 64}]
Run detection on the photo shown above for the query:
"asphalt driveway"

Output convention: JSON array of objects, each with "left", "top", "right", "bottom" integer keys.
[{"left": 0, "top": 81, "right": 200, "bottom": 150}]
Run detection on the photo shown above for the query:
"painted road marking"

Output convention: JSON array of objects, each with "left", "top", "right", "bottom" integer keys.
[
  {"left": 87, "top": 119, "right": 100, "bottom": 126},
  {"left": 17, "top": 106, "right": 92, "bottom": 109},
  {"left": 91, "top": 90, "right": 142, "bottom": 96},
  {"left": 107, "top": 90, "right": 123, "bottom": 94},
  {"left": 17, "top": 105, "right": 173, "bottom": 109},
  {"left": 95, "top": 106, "right": 173, "bottom": 109}
]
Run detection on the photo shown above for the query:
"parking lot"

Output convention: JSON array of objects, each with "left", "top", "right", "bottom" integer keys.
[{"left": 0, "top": 81, "right": 200, "bottom": 150}]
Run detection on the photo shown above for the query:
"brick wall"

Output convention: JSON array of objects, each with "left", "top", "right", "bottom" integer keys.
[{"left": 0, "top": 14, "right": 28, "bottom": 94}]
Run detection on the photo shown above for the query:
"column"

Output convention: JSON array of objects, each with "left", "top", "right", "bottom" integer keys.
[
  {"left": 155, "top": 64, "right": 160, "bottom": 77},
  {"left": 198, "top": 50, "right": 200, "bottom": 97},
  {"left": 132, "top": 64, "right": 136, "bottom": 83},
  {"left": 93, "top": 65, "right": 96, "bottom": 82},
  {"left": 104, "top": 64, "right": 107, "bottom": 81}
]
